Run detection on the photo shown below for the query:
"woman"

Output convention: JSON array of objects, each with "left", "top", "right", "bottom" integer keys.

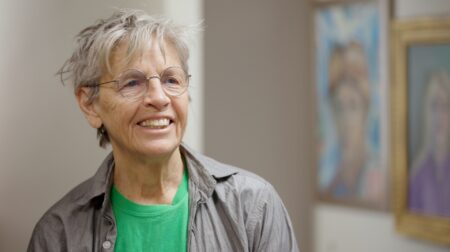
[
  {"left": 409, "top": 70, "right": 450, "bottom": 217},
  {"left": 27, "top": 9, "right": 298, "bottom": 251},
  {"left": 326, "top": 41, "right": 385, "bottom": 205}
]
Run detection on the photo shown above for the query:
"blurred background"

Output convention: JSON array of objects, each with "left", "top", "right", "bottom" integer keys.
[{"left": 1, "top": 0, "right": 450, "bottom": 251}]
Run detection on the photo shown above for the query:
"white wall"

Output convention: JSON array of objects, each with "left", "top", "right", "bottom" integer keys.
[
  {"left": 314, "top": 1, "right": 450, "bottom": 252},
  {"left": 395, "top": 0, "right": 450, "bottom": 19},
  {"left": 315, "top": 205, "right": 450, "bottom": 252},
  {"left": 0, "top": 1, "right": 203, "bottom": 251}
]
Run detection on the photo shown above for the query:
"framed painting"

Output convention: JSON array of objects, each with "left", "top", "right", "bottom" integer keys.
[
  {"left": 392, "top": 18, "right": 450, "bottom": 245},
  {"left": 314, "top": 0, "right": 390, "bottom": 210}
]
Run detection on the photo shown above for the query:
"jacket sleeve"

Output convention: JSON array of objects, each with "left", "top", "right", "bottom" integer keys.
[
  {"left": 246, "top": 183, "right": 299, "bottom": 252},
  {"left": 27, "top": 214, "right": 67, "bottom": 252}
]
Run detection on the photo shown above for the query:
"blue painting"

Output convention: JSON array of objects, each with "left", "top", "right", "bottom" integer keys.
[{"left": 315, "top": 2, "right": 387, "bottom": 208}]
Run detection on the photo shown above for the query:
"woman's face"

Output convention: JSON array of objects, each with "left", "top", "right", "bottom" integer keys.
[
  {"left": 426, "top": 82, "right": 450, "bottom": 146},
  {"left": 333, "top": 81, "right": 368, "bottom": 152},
  {"left": 83, "top": 39, "right": 189, "bottom": 159}
]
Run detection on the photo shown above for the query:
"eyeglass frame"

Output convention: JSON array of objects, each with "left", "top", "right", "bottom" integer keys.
[{"left": 85, "top": 66, "right": 191, "bottom": 100}]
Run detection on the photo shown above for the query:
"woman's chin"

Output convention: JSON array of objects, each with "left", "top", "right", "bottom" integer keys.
[{"left": 136, "top": 140, "right": 180, "bottom": 158}]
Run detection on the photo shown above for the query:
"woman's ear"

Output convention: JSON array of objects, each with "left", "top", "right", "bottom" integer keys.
[{"left": 75, "top": 87, "right": 103, "bottom": 129}]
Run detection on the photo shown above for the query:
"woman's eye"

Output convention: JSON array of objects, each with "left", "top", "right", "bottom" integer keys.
[
  {"left": 123, "top": 79, "right": 141, "bottom": 88},
  {"left": 164, "top": 77, "right": 181, "bottom": 85}
]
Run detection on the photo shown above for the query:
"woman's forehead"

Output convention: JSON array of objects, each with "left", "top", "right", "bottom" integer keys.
[{"left": 107, "top": 38, "right": 181, "bottom": 75}]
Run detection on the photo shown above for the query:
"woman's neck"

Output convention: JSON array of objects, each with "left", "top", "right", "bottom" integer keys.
[{"left": 112, "top": 147, "right": 184, "bottom": 205}]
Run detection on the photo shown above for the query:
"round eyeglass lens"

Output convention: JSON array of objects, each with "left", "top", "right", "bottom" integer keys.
[
  {"left": 160, "top": 67, "right": 189, "bottom": 96},
  {"left": 117, "top": 69, "right": 148, "bottom": 99}
]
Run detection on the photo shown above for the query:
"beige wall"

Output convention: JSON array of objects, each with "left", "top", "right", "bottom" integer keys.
[
  {"left": 0, "top": 1, "right": 203, "bottom": 251},
  {"left": 204, "top": 0, "right": 314, "bottom": 251}
]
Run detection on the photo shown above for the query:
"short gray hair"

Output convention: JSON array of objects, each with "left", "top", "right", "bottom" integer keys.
[{"left": 58, "top": 9, "right": 193, "bottom": 148}]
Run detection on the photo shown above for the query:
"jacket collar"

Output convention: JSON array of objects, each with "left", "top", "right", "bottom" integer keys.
[{"left": 80, "top": 143, "right": 238, "bottom": 205}]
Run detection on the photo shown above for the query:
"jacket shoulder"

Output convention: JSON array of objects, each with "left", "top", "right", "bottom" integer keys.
[
  {"left": 197, "top": 155, "right": 299, "bottom": 251},
  {"left": 28, "top": 177, "right": 97, "bottom": 251},
  {"left": 45, "top": 176, "right": 96, "bottom": 216},
  {"left": 197, "top": 153, "right": 268, "bottom": 183},
  {"left": 197, "top": 153, "right": 278, "bottom": 204}
]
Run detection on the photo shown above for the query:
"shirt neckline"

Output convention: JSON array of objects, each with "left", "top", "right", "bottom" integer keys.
[{"left": 111, "top": 168, "right": 188, "bottom": 217}]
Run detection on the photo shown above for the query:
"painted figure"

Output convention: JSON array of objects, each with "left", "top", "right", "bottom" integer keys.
[
  {"left": 410, "top": 70, "right": 450, "bottom": 217},
  {"left": 326, "top": 42, "right": 384, "bottom": 205}
]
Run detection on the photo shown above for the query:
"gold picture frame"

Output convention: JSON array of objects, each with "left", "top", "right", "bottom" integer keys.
[{"left": 392, "top": 18, "right": 450, "bottom": 246}]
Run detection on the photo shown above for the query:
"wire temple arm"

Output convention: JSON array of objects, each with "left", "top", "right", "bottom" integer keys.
[{"left": 84, "top": 80, "right": 118, "bottom": 87}]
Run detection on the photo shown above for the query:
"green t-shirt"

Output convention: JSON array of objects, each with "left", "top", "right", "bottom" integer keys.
[{"left": 111, "top": 169, "right": 189, "bottom": 252}]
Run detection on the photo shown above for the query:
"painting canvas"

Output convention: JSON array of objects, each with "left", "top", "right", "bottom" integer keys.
[
  {"left": 315, "top": 1, "right": 388, "bottom": 209},
  {"left": 392, "top": 18, "right": 450, "bottom": 246},
  {"left": 407, "top": 45, "right": 450, "bottom": 218}
]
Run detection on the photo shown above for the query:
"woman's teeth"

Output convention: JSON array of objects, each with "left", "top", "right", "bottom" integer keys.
[{"left": 139, "top": 118, "right": 170, "bottom": 128}]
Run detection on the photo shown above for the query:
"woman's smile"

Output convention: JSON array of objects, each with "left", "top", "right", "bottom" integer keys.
[
  {"left": 138, "top": 118, "right": 172, "bottom": 128},
  {"left": 135, "top": 117, "right": 175, "bottom": 135}
]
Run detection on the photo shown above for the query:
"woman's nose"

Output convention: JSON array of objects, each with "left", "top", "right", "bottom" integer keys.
[{"left": 142, "top": 77, "right": 170, "bottom": 110}]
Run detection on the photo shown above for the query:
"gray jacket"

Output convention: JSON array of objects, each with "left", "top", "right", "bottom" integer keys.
[{"left": 28, "top": 144, "right": 299, "bottom": 251}]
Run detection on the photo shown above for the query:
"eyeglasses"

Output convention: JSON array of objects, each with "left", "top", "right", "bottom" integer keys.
[{"left": 87, "top": 66, "right": 190, "bottom": 101}]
